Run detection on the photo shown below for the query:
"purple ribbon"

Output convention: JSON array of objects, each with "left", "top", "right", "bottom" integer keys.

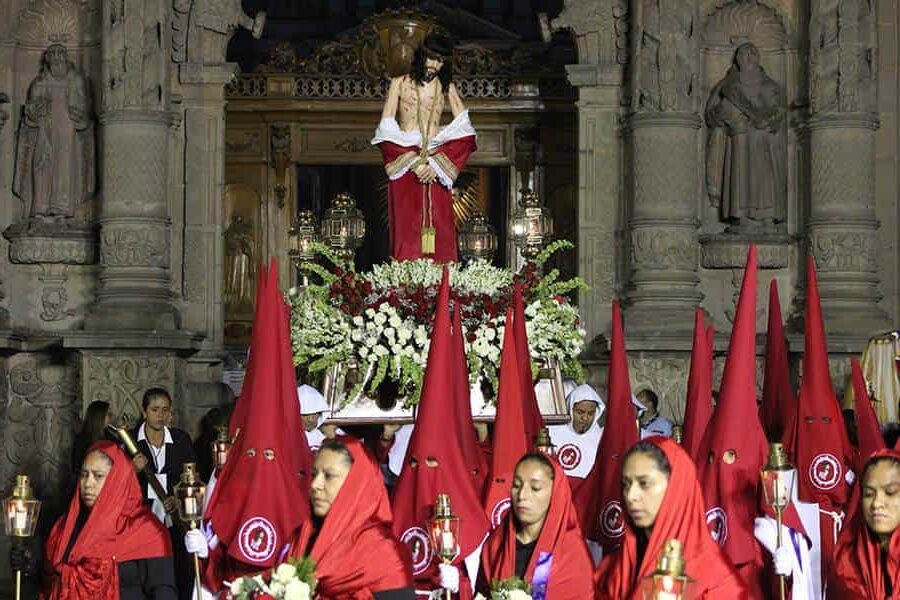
[{"left": 530, "top": 551, "right": 552, "bottom": 600}]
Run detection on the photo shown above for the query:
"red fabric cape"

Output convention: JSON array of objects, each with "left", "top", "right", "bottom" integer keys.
[
  {"left": 41, "top": 441, "right": 172, "bottom": 600},
  {"left": 378, "top": 137, "right": 475, "bottom": 263},
  {"left": 290, "top": 437, "right": 413, "bottom": 599},
  {"left": 594, "top": 437, "right": 749, "bottom": 599},
  {"left": 830, "top": 448, "right": 900, "bottom": 599},
  {"left": 479, "top": 457, "right": 594, "bottom": 599},
  {"left": 683, "top": 309, "right": 713, "bottom": 463}
]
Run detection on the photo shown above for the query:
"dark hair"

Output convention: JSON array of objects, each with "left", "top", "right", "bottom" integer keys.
[
  {"left": 142, "top": 387, "right": 172, "bottom": 410},
  {"left": 637, "top": 389, "right": 659, "bottom": 411},
  {"left": 411, "top": 33, "right": 454, "bottom": 89},
  {"left": 80, "top": 401, "right": 110, "bottom": 443},
  {"left": 516, "top": 452, "right": 555, "bottom": 480},
  {"left": 624, "top": 440, "right": 672, "bottom": 478},
  {"left": 319, "top": 438, "right": 354, "bottom": 467},
  {"left": 862, "top": 454, "right": 900, "bottom": 485}
]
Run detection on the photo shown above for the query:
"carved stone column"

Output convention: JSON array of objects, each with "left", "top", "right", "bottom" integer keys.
[
  {"left": 623, "top": 1, "right": 703, "bottom": 339},
  {"left": 552, "top": 2, "right": 628, "bottom": 350},
  {"left": 807, "top": 1, "right": 888, "bottom": 338}
]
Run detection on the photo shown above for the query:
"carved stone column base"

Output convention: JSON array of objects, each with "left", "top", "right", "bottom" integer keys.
[
  {"left": 700, "top": 232, "right": 791, "bottom": 270},
  {"left": 808, "top": 113, "right": 889, "bottom": 337},
  {"left": 625, "top": 112, "right": 703, "bottom": 337}
]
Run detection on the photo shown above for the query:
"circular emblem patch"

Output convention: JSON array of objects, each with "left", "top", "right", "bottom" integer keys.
[
  {"left": 599, "top": 500, "right": 625, "bottom": 539},
  {"left": 400, "top": 526, "right": 432, "bottom": 575},
  {"left": 557, "top": 444, "right": 582, "bottom": 471},
  {"left": 706, "top": 508, "right": 728, "bottom": 546},
  {"left": 490, "top": 498, "right": 511, "bottom": 528},
  {"left": 237, "top": 516, "right": 277, "bottom": 563},
  {"left": 809, "top": 452, "right": 842, "bottom": 491}
]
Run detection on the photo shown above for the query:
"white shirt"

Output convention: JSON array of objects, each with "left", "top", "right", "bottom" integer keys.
[{"left": 137, "top": 423, "right": 174, "bottom": 527}]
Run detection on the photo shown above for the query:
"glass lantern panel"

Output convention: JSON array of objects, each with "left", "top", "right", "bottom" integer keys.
[{"left": 4, "top": 498, "right": 40, "bottom": 537}]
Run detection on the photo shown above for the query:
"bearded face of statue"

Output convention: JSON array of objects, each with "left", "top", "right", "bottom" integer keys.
[
  {"left": 45, "top": 46, "right": 69, "bottom": 79},
  {"left": 736, "top": 44, "right": 761, "bottom": 72}
]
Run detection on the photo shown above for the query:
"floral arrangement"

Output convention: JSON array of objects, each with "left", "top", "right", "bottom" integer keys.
[
  {"left": 289, "top": 241, "right": 587, "bottom": 407},
  {"left": 224, "top": 557, "right": 316, "bottom": 600},
  {"left": 474, "top": 576, "right": 532, "bottom": 600}
]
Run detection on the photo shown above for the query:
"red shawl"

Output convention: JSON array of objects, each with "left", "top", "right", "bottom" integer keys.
[
  {"left": 41, "top": 441, "right": 172, "bottom": 600},
  {"left": 830, "top": 448, "right": 900, "bottom": 599},
  {"left": 594, "top": 437, "right": 749, "bottom": 600},
  {"left": 290, "top": 436, "right": 413, "bottom": 599},
  {"left": 480, "top": 457, "right": 594, "bottom": 599}
]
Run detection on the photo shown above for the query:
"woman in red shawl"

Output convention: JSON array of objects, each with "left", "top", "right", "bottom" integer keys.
[
  {"left": 830, "top": 448, "right": 900, "bottom": 598},
  {"left": 475, "top": 452, "right": 594, "bottom": 599},
  {"left": 36, "top": 440, "right": 175, "bottom": 599},
  {"left": 594, "top": 437, "right": 748, "bottom": 599},
  {"left": 288, "top": 436, "right": 414, "bottom": 599}
]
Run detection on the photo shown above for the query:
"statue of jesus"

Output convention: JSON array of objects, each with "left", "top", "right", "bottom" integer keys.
[{"left": 372, "top": 33, "right": 475, "bottom": 263}]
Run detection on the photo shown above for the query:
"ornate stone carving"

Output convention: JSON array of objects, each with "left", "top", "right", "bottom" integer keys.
[
  {"left": 270, "top": 122, "right": 291, "bottom": 206},
  {"left": 4, "top": 219, "right": 96, "bottom": 265},
  {"left": 631, "top": 229, "right": 697, "bottom": 271},
  {"left": 225, "top": 129, "right": 263, "bottom": 154},
  {"left": 810, "top": 230, "right": 877, "bottom": 273},
  {"left": 0, "top": 93, "right": 9, "bottom": 132},
  {"left": 552, "top": 1, "right": 628, "bottom": 70},
  {"left": 40, "top": 286, "right": 75, "bottom": 321},
  {"left": 13, "top": 45, "right": 96, "bottom": 220},
  {"left": 810, "top": 0, "right": 876, "bottom": 114},
  {"left": 223, "top": 215, "right": 254, "bottom": 312},
  {"left": 702, "top": 1, "right": 790, "bottom": 49},
  {"left": 82, "top": 353, "right": 176, "bottom": 423},
  {"left": 628, "top": 356, "right": 690, "bottom": 422},
  {"left": 699, "top": 233, "right": 790, "bottom": 269},
  {"left": 633, "top": 0, "right": 699, "bottom": 112},
  {"left": 333, "top": 136, "right": 372, "bottom": 153},
  {"left": 175, "top": 0, "right": 266, "bottom": 64},
  {"left": 705, "top": 43, "right": 786, "bottom": 228},
  {"left": 99, "top": 224, "right": 169, "bottom": 269},
  {"left": 16, "top": 0, "right": 100, "bottom": 46}
]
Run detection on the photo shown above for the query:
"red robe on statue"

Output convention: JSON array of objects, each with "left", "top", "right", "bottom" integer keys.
[{"left": 373, "top": 110, "right": 476, "bottom": 263}]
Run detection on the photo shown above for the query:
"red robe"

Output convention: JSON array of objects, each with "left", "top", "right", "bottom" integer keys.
[
  {"left": 594, "top": 438, "right": 749, "bottom": 599},
  {"left": 374, "top": 111, "right": 476, "bottom": 263},
  {"left": 479, "top": 458, "right": 594, "bottom": 599},
  {"left": 289, "top": 437, "right": 413, "bottom": 599},
  {"left": 830, "top": 449, "right": 900, "bottom": 599},
  {"left": 41, "top": 441, "right": 172, "bottom": 600}
]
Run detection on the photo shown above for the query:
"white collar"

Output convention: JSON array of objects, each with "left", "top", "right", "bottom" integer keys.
[{"left": 137, "top": 422, "right": 173, "bottom": 445}]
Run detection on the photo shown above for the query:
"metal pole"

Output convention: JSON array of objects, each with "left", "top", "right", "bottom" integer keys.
[
  {"left": 15, "top": 569, "right": 21, "bottom": 600},
  {"left": 776, "top": 505, "right": 785, "bottom": 600}
]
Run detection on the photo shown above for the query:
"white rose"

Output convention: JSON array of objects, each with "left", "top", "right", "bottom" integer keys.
[
  {"left": 365, "top": 308, "right": 376, "bottom": 318},
  {"left": 374, "top": 345, "right": 388, "bottom": 357},
  {"left": 359, "top": 346, "right": 369, "bottom": 358},
  {"left": 374, "top": 313, "right": 387, "bottom": 326},
  {"left": 274, "top": 563, "right": 297, "bottom": 583},
  {"left": 508, "top": 590, "right": 531, "bottom": 600},
  {"left": 269, "top": 581, "right": 285, "bottom": 596},
  {"left": 389, "top": 315, "right": 402, "bottom": 328},
  {"left": 227, "top": 579, "right": 243, "bottom": 594},
  {"left": 352, "top": 315, "right": 364, "bottom": 327},
  {"left": 284, "top": 579, "right": 311, "bottom": 600},
  {"left": 384, "top": 327, "right": 396, "bottom": 339}
]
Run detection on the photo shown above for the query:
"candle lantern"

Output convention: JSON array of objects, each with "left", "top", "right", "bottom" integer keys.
[
  {"left": 672, "top": 425, "right": 683, "bottom": 445},
  {"left": 320, "top": 192, "right": 366, "bottom": 263},
  {"left": 534, "top": 427, "right": 556, "bottom": 457},
  {"left": 509, "top": 189, "right": 553, "bottom": 260},
  {"left": 760, "top": 442, "right": 794, "bottom": 600},
  {"left": 458, "top": 212, "right": 497, "bottom": 262},
  {"left": 429, "top": 494, "right": 460, "bottom": 600},
  {"left": 211, "top": 426, "right": 232, "bottom": 472},
  {"left": 174, "top": 463, "right": 207, "bottom": 600},
  {"left": 639, "top": 539, "right": 695, "bottom": 600},
  {"left": 5, "top": 475, "right": 41, "bottom": 600}
]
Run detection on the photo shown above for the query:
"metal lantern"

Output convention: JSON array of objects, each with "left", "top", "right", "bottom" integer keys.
[
  {"left": 458, "top": 212, "right": 497, "bottom": 262},
  {"left": 672, "top": 425, "right": 683, "bottom": 445},
  {"left": 289, "top": 210, "right": 319, "bottom": 287},
  {"left": 174, "top": 463, "right": 207, "bottom": 600},
  {"left": 5, "top": 475, "right": 41, "bottom": 600},
  {"left": 760, "top": 443, "right": 794, "bottom": 600},
  {"left": 212, "top": 426, "right": 232, "bottom": 472},
  {"left": 320, "top": 192, "right": 366, "bottom": 262},
  {"left": 534, "top": 427, "right": 556, "bottom": 457},
  {"left": 509, "top": 189, "right": 553, "bottom": 259},
  {"left": 639, "top": 539, "right": 695, "bottom": 600},
  {"left": 430, "top": 494, "right": 460, "bottom": 564}
]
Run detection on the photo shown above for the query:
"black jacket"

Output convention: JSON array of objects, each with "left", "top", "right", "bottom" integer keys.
[{"left": 129, "top": 426, "right": 197, "bottom": 499}]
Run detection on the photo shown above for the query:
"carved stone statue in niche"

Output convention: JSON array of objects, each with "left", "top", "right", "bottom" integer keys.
[
  {"left": 224, "top": 214, "right": 255, "bottom": 311},
  {"left": 13, "top": 45, "right": 95, "bottom": 220},
  {"left": 0, "top": 93, "right": 9, "bottom": 131},
  {"left": 705, "top": 43, "right": 786, "bottom": 228}
]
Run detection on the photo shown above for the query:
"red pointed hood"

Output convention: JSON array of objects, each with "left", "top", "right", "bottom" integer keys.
[
  {"left": 784, "top": 256, "right": 854, "bottom": 507},
  {"left": 392, "top": 266, "right": 489, "bottom": 581},
  {"left": 205, "top": 259, "right": 311, "bottom": 570},
  {"left": 573, "top": 301, "right": 639, "bottom": 550},
  {"left": 697, "top": 246, "right": 768, "bottom": 569},
  {"left": 483, "top": 307, "right": 528, "bottom": 528},
  {"left": 452, "top": 302, "right": 489, "bottom": 492},
  {"left": 761, "top": 280, "right": 795, "bottom": 441},
  {"left": 683, "top": 309, "right": 714, "bottom": 463},
  {"left": 851, "top": 357, "right": 885, "bottom": 470},
  {"left": 513, "top": 282, "right": 544, "bottom": 446}
]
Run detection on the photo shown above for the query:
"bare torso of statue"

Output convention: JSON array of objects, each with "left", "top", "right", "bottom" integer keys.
[{"left": 396, "top": 75, "right": 445, "bottom": 135}]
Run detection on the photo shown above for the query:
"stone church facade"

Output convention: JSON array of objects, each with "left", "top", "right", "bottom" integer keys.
[{"left": 0, "top": 0, "right": 899, "bottom": 586}]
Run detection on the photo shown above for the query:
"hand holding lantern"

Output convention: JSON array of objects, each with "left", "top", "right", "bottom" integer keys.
[
  {"left": 639, "top": 539, "right": 694, "bottom": 600},
  {"left": 5, "top": 475, "right": 41, "bottom": 600},
  {"left": 174, "top": 463, "right": 207, "bottom": 600},
  {"left": 211, "top": 425, "right": 232, "bottom": 472},
  {"left": 760, "top": 442, "right": 794, "bottom": 600},
  {"left": 430, "top": 494, "right": 460, "bottom": 600},
  {"left": 534, "top": 427, "right": 556, "bottom": 457}
]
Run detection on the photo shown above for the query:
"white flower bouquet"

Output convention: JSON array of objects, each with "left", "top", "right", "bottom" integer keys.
[
  {"left": 223, "top": 557, "right": 317, "bottom": 600},
  {"left": 472, "top": 575, "right": 533, "bottom": 599},
  {"left": 289, "top": 241, "right": 587, "bottom": 407}
]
